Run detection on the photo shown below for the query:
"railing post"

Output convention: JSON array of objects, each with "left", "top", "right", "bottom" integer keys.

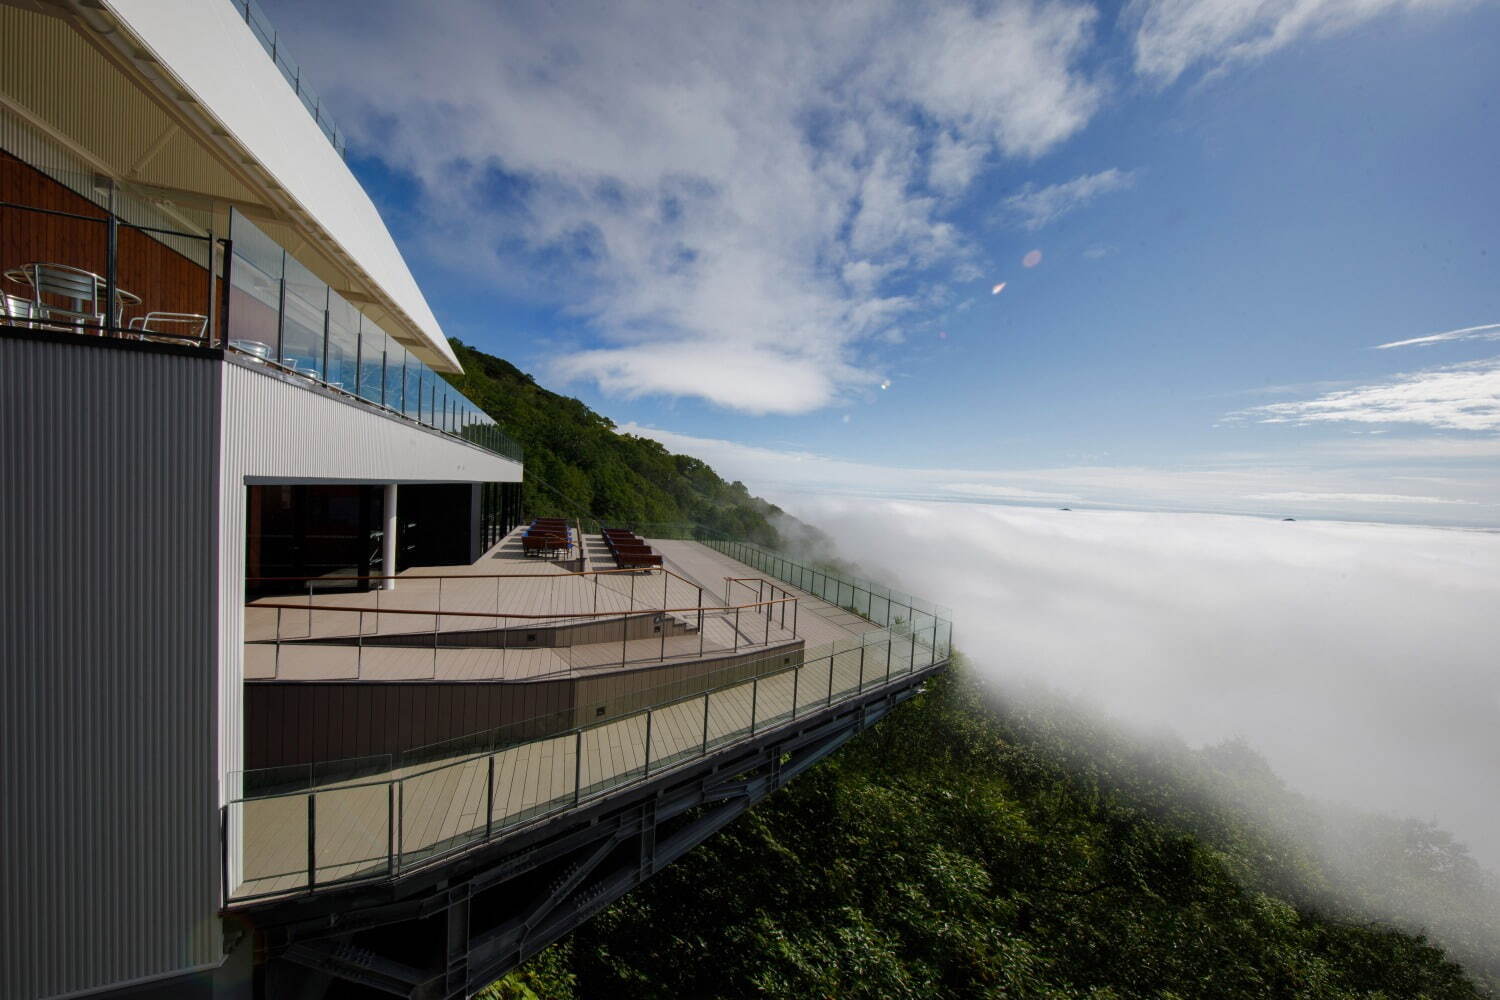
[
  {"left": 791, "top": 663, "right": 800, "bottom": 719},
  {"left": 219, "top": 805, "right": 230, "bottom": 905},
  {"left": 792, "top": 599, "right": 798, "bottom": 638},
  {"left": 274, "top": 607, "right": 282, "bottom": 678},
  {"left": 104, "top": 204, "right": 117, "bottom": 333},
  {"left": 305, "top": 793, "right": 316, "bottom": 892},
  {"left": 697, "top": 587, "right": 704, "bottom": 657},
  {"left": 701, "top": 692, "right": 711, "bottom": 751},
  {"left": 219, "top": 236, "right": 234, "bottom": 345},
  {"left": 485, "top": 755, "right": 495, "bottom": 840},
  {"left": 750, "top": 677, "right": 759, "bottom": 735},
  {"left": 386, "top": 783, "right": 395, "bottom": 874},
  {"left": 858, "top": 643, "right": 866, "bottom": 692},
  {"left": 643, "top": 710, "right": 653, "bottom": 776},
  {"left": 733, "top": 606, "right": 739, "bottom": 652},
  {"left": 764, "top": 601, "right": 770, "bottom": 645},
  {"left": 827, "top": 651, "right": 835, "bottom": 705},
  {"left": 886, "top": 633, "right": 893, "bottom": 683},
  {"left": 204, "top": 226, "right": 217, "bottom": 347},
  {"left": 395, "top": 781, "right": 404, "bottom": 875},
  {"left": 573, "top": 729, "right": 583, "bottom": 804}
]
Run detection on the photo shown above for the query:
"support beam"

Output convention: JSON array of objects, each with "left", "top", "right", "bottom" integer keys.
[{"left": 383, "top": 483, "right": 398, "bottom": 590}]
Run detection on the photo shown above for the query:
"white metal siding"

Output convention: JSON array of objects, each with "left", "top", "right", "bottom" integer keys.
[
  {"left": 216, "top": 361, "right": 521, "bottom": 870},
  {"left": 0, "top": 333, "right": 221, "bottom": 998}
]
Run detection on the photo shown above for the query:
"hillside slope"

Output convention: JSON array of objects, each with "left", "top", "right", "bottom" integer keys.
[
  {"left": 445, "top": 340, "right": 780, "bottom": 544},
  {"left": 483, "top": 660, "right": 1484, "bottom": 1000}
]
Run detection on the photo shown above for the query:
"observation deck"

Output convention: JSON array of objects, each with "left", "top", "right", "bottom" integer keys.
[{"left": 225, "top": 532, "right": 952, "bottom": 997}]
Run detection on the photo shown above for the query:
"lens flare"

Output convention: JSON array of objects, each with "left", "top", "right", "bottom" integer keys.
[
  {"left": 991, "top": 282, "right": 1006, "bottom": 295},
  {"left": 1023, "top": 249, "right": 1042, "bottom": 268},
  {"left": 879, "top": 379, "right": 892, "bottom": 390}
]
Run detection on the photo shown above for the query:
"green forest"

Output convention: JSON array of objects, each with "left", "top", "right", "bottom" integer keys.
[
  {"left": 444, "top": 345, "right": 1493, "bottom": 999},
  {"left": 445, "top": 340, "right": 780, "bottom": 545}
]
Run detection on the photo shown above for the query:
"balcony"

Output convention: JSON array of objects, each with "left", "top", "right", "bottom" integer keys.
[
  {"left": 0, "top": 166, "right": 521, "bottom": 463},
  {"left": 226, "top": 531, "right": 952, "bottom": 903}
]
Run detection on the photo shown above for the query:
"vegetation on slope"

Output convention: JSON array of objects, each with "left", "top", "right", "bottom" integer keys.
[
  {"left": 444, "top": 340, "right": 780, "bottom": 544},
  {"left": 483, "top": 660, "right": 1484, "bottom": 999}
]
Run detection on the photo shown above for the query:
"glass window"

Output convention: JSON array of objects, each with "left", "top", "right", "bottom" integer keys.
[
  {"left": 226, "top": 213, "right": 282, "bottom": 358},
  {"left": 280, "top": 254, "right": 326, "bottom": 379},
  {"left": 404, "top": 359, "right": 422, "bottom": 421},
  {"left": 358, "top": 320, "right": 386, "bottom": 405},
  {"left": 383, "top": 341, "right": 406, "bottom": 412},
  {"left": 326, "top": 292, "right": 360, "bottom": 393}
]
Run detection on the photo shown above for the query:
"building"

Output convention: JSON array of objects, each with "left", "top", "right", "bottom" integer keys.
[{"left": 0, "top": 3, "right": 951, "bottom": 997}]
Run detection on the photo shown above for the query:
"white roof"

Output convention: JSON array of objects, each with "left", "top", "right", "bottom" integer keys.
[{"left": 102, "top": 0, "right": 461, "bottom": 371}]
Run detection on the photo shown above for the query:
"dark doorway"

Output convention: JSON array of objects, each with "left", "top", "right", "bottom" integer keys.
[
  {"left": 398, "top": 483, "right": 476, "bottom": 567},
  {"left": 245, "top": 484, "right": 383, "bottom": 598}
]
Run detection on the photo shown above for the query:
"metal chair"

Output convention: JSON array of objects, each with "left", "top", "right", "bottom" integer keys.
[
  {"left": 2, "top": 293, "right": 37, "bottom": 328},
  {"left": 26, "top": 263, "right": 108, "bottom": 330},
  {"left": 127, "top": 311, "right": 209, "bottom": 344},
  {"left": 229, "top": 339, "right": 273, "bottom": 360}
]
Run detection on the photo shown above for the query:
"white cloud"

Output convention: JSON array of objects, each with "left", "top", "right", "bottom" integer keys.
[
  {"left": 618, "top": 422, "right": 1500, "bottom": 524},
  {"left": 940, "top": 483, "right": 1082, "bottom": 502},
  {"left": 1243, "top": 491, "right": 1476, "bottom": 505},
  {"left": 277, "top": 0, "right": 1105, "bottom": 414},
  {"left": 1236, "top": 358, "right": 1500, "bottom": 432},
  {"left": 791, "top": 497, "right": 1500, "bottom": 871},
  {"left": 1129, "top": 0, "right": 1475, "bottom": 85},
  {"left": 1003, "top": 168, "right": 1136, "bottom": 230},
  {"left": 1375, "top": 322, "right": 1500, "bottom": 350}
]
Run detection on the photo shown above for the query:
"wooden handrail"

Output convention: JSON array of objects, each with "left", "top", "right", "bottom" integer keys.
[
  {"left": 246, "top": 564, "right": 699, "bottom": 588},
  {"left": 249, "top": 595, "right": 798, "bottom": 620}
]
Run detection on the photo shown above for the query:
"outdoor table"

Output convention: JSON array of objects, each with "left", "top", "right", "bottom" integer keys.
[{"left": 4, "top": 264, "right": 142, "bottom": 325}]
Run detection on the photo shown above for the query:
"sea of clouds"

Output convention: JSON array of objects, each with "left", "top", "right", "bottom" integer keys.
[{"left": 780, "top": 496, "right": 1500, "bottom": 870}]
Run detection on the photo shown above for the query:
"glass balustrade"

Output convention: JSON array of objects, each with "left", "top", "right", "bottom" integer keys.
[
  {"left": 226, "top": 546, "right": 953, "bottom": 904},
  {"left": 224, "top": 209, "right": 522, "bottom": 462}
]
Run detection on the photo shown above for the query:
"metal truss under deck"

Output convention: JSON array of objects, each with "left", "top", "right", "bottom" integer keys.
[{"left": 234, "top": 658, "right": 947, "bottom": 999}]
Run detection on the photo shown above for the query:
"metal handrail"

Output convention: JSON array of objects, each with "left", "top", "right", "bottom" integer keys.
[
  {"left": 225, "top": 539, "right": 954, "bottom": 903},
  {"left": 225, "top": 624, "right": 945, "bottom": 903},
  {"left": 233, "top": 631, "right": 889, "bottom": 805},
  {"left": 251, "top": 596, "right": 796, "bottom": 620}
]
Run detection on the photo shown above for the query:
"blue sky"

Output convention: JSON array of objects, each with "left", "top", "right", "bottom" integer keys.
[{"left": 263, "top": 0, "right": 1500, "bottom": 524}]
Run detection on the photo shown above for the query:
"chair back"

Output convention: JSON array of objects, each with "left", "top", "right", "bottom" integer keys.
[
  {"left": 138, "top": 312, "right": 209, "bottom": 342},
  {"left": 29, "top": 264, "right": 104, "bottom": 324},
  {"left": 2, "top": 293, "right": 36, "bottom": 324}
]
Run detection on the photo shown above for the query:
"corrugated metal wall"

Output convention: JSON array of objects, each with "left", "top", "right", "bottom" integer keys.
[
  {"left": 0, "top": 331, "right": 222, "bottom": 998},
  {"left": 217, "top": 361, "right": 522, "bottom": 884}
]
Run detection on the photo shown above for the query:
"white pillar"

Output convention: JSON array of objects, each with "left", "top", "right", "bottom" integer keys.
[{"left": 383, "top": 483, "right": 398, "bottom": 590}]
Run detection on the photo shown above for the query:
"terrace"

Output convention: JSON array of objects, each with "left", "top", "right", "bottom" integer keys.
[
  {"left": 0, "top": 158, "right": 520, "bottom": 463},
  {"left": 227, "top": 530, "right": 952, "bottom": 902}
]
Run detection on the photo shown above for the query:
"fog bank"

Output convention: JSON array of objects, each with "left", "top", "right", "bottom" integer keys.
[{"left": 782, "top": 497, "right": 1500, "bottom": 870}]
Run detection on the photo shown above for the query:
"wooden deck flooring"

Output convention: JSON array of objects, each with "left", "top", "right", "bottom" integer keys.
[{"left": 231, "top": 539, "right": 938, "bottom": 901}]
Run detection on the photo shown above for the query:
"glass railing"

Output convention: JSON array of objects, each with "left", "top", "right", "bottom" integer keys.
[
  {"left": 226, "top": 0, "right": 348, "bottom": 158},
  {"left": 225, "top": 209, "right": 522, "bottom": 462},
  {"left": 0, "top": 197, "right": 214, "bottom": 343},
  {"left": 224, "top": 540, "right": 953, "bottom": 903},
  {"left": 700, "top": 537, "right": 954, "bottom": 659},
  {"left": 226, "top": 624, "right": 940, "bottom": 902}
]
